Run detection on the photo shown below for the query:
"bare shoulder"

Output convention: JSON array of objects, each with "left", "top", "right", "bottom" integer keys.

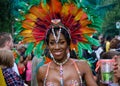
[
  {"left": 37, "top": 63, "right": 49, "bottom": 79},
  {"left": 73, "top": 59, "right": 88, "bottom": 65},
  {"left": 72, "top": 59, "right": 91, "bottom": 72}
]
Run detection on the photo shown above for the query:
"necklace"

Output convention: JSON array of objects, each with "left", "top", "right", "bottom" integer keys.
[
  {"left": 52, "top": 56, "right": 69, "bottom": 66},
  {"left": 52, "top": 56, "right": 69, "bottom": 86}
]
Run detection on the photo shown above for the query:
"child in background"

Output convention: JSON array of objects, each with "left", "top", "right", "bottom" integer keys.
[
  {"left": 0, "top": 50, "right": 24, "bottom": 86},
  {"left": 26, "top": 54, "right": 33, "bottom": 86}
]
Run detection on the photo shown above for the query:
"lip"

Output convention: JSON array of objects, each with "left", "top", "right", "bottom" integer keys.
[{"left": 53, "top": 51, "right": 62, "bottom": 56}]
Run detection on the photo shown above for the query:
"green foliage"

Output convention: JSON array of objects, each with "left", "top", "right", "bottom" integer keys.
[
  {"left": 102, "top": 0, "right": 120, "bottom": 37},
  {"left": 0, "top": 0, "right": 13, "bottom": 33}
]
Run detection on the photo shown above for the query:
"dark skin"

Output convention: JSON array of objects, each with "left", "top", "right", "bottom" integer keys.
[{"left": 37, "top": 32, "right": 98, "bottom": 86}]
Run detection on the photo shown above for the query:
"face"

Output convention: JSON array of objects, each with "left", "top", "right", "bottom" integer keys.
[
  {"left": 48, "top": 32, "right": 68, "bottom": 61},
  {"left": 6, "top": 35, "right": 14, "bottom": 50}
]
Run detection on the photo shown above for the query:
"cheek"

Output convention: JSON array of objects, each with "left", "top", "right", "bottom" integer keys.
[{"left": 8, "top": 41, "right": 13, "bottom": 48}]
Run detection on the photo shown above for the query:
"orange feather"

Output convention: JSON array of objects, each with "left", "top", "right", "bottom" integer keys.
[
  {"left": 80, "top": 20, "right": 91, "bottom": 27},
  {"left": 22, "top": 20, "right": 35, "bottom": 29},
  {"left": 80, "top": 12, "right": 88, "bottom": 20},
  {"left": 25, "top": 13, "right": 37, "bottom": 21},
  {"left": 49, "top": 0, "right": 62, "bottom": 13},
  {"left": 80, "top": 27, "right": 95, "bottom": 34},
  {"left": 30, "top": 6, "right": 47, "bottom": 19},
  {"left": 22, "top": 37, "right": 36, "bottom": 44}
]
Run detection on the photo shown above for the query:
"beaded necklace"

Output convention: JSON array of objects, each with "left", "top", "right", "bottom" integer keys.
[
  {"left": 51, "top": 23, "right": 70, "bottom": 86},
  {"left": 53, "top": 56, "right": 69, "bottom": 86}
]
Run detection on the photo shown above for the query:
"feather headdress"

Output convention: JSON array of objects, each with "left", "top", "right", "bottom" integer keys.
[{"left": 12, "top": 0, "right": 103, "bottom": 59}]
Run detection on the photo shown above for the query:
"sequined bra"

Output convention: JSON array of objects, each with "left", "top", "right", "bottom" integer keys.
[{"left": 43, "top": 59, "right": 85, "bottom": 86}]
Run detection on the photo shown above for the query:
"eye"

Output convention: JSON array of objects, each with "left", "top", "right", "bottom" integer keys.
[
  {"left": 49, "top": 41, "right": 55, "bottom": 45},
  {"left": 60, "top": 41, "right": 65, "bottom": 44}
]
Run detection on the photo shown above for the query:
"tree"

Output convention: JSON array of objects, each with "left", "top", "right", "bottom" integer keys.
[
  {"left": 102, "top": 0, "right": 120, "bottom": 37},
  {"left": 0, "top": 0, "right": 13, "bottom": 33}
]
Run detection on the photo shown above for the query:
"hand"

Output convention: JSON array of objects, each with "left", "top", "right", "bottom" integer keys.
[{"left": 113, "top": 61, "right": 120, "bottom": 83}]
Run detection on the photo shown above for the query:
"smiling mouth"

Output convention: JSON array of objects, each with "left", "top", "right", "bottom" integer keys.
[{"left": 54, "top": 52, "right": 62, "bottom": 56}]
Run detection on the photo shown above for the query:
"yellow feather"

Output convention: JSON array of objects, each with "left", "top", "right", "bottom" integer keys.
[
  {"left": 22, "top": 20, "right": 35, "bottom": 29},
  {"left": 80, "top": 20, "right": 91, "bottom": 27},
  {"left": 25, "top": 13, "right": 37, "bottom": 21},
  {"left": 23, "top": 38, "right": 36, "bottom": 44},
  {"left": 41, "top": 3, "right": 49, "bottom": 13},
  {"left": 61, "top": 3, "right": 69, "bottom": 16},
  {"left": 20, "top": 30, "right": 32, "bottom": 35},
  {"left": 74, "top": 9, "right": 84, "bottom": 21},
  {"left": 21, "top": 33, "right": 33, "bottom": 37}
]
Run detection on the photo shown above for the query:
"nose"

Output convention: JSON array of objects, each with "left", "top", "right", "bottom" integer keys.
[{"left": 54, "top": 43, "right": 59, "bottom": 49}]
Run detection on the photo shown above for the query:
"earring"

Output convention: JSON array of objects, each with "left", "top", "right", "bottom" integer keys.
[
  {"left": 67, "top": 52, "right": 70, "bottom": 57},
  {"left": 50, "top": 51, "right": 54, "bottom": 58},
  {"left": 66, "top": 48, "right": 70, "bottom": 57}
]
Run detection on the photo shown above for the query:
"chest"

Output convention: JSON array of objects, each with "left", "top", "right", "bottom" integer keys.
[{"left": 43, "top": 64, "right": 84, "bottom": 86}]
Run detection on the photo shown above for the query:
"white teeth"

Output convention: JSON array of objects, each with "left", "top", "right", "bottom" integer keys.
[{"left": 54, "top": 52, "right": 61, "bottom": 55}]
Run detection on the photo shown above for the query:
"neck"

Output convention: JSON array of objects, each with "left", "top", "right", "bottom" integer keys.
[{"left": 53, "top": 56, "right": 69, "bottom": 66}]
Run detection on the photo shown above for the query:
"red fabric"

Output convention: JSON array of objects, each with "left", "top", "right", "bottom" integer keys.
[{"left": 18, "top": 66, "right": 25, "bottom": 75}]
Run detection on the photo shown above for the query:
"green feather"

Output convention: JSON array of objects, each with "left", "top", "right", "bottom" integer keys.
[
  {"left": 29, "top": 0, "right": 41, "bottom": 5},
  {"left": 78, "top": 42, "right": 92, "bottom": 51},
  {"left": 25, "top": 42, "right": 34, "bottom": 56},
  {"left": 84, "top": 35, "right": 100, "bottom": 46},
  {"left": 34, "top": 41, "right": 44, "bottom": 58},
  {"left": 77, "top": 44, "right": 83, "bottom": 58}
]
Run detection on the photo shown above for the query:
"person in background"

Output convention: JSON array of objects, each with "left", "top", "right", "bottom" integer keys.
[
  {"left": 104, "top": 36, "right": 112, "bottom": 52},
  {"left": 96, "top": 51, "right": 120, "bottom": 86},
  {"left": 109, "top": 36, "right": 120, "bottom": 52},
  {"left": 0, "top": 49, "right": 24, "bottom": 86},
  {"left": 17, "top": 55, "right": 26, "bottom": 81},
  {"left": 113, "top": 53, "right": 120, "bottom": 85},
  {"left": 26, "top": 54, "right": 33, "bottom": 86},
  {"left": 0, "top": 32, "right": 19, "bottom": 75}
]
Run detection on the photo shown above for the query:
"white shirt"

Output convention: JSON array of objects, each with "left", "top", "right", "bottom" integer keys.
[{"left": 12, "top": 62, "right": 19, "bottom": 75}]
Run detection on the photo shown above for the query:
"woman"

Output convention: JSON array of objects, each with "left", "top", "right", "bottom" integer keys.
[
  {"left": 37, "top": 23, "right": 98, "bottom": 86},
  {"left": 12, "top": 0, "right": 103, "bottom": 85}
]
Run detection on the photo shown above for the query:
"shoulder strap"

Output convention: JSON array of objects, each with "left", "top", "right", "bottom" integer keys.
[{"left": 71, "top": 59, "right": 83, "bottom": 84}]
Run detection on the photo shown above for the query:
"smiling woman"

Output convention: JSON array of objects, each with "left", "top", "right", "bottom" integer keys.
[
  {"left": 37, "top": 21, "right": 98, "bottom": 86},
  {"left": 12, "top": 0, "right": 103, "bottom": 85}
]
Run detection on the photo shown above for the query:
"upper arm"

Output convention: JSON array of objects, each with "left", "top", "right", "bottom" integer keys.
[
  {"left": 83, "top": 61, "right": 98, "bottom": 86},
  {"left": 37, "top": 67, "right": 44, "bottom": 86}
]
